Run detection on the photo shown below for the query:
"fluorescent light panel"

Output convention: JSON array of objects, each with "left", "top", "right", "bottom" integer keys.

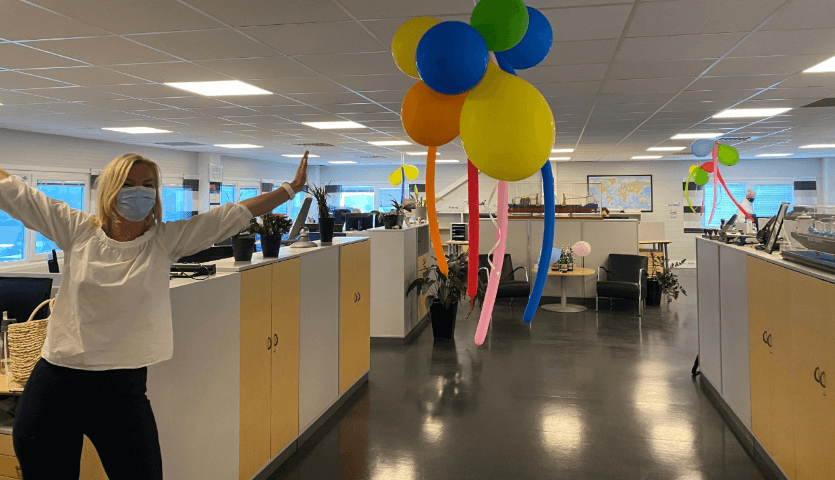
[
  {"left": 800, "top": 144, "right": 835, "bottom": 149},
  {"left": 549, "top": 157, "right": 571, "bottom": 161},
  {"left": 756, "top": 153, "right": 791, "bottom": 157},
  {"left": 405, "top": 152, "right": 426, "bottom": 156},
  {"left": 214, "top": 144, "right": 262, "bottom": 149},
  {"left": 282, "top": 154, "right": 319, "bottom": 158},
  {"left": 328, "top": 161, "right": 356, "bottom": 164},
  {"left": 551, "top": 148, "right": 574, "bottom": 153},
  {"left": 369, "top": 140, "right": 411, "bottom": 146},
  {"left": 631, "top": 155, "right": 662, "bottom": 160},
  {"left": 436, "top": 159, "right": 460, "bottom": 163},
  {"left": 713, "top": 108, "right": 791, "bottom": 118},
  {"left": 302, "top": 121, "right": 366, "bottom": 129},
  {"left": 804, "top": 55, "right": 835, "bottom": 73},
  {"left": 102, "top": 127, "right": 171, "bottom": 134},
  {"left": 165, "top": 80, "right": 271, "bottom": 96},
  {"left": 671, "top": 133, "right": 722, "bottom": 139},
  {"left": 647, "top": 147, "right": 685, "bottom": 151}
]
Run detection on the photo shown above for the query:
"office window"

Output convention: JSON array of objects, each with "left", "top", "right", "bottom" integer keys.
[
  {"left": 701, "top": 183, "right": 746, "bottom": 228},
  {"left": 238, "top": 187, "right": 258, "bottom": 202},
  {"left": 0, "top": 209, "right": 25, "bottom": 263},
  {"left": 338, "top": 186, "right": 374, "bottom": 213},
  {"left": 161, "top": 185, "right": 193, "bottom": 222},
  {"left": 35, "top": 180, "right": 84, "bottom": 254},
  {"left": 700, "top": 182, "right": 793, "bottom": 227},
  {"left": 220, "top": 184, "right": 236, "bottom": 205},
  {"left": 378, "top": 188, "right": 401, "bottom": 212},
  {"left": 752, "top": 184, "right": 793, "bottom": 219}
]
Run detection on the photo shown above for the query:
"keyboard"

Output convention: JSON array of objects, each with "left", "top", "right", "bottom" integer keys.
[{"left": 781, "top": 250, "right": 835, "bottom": 275}]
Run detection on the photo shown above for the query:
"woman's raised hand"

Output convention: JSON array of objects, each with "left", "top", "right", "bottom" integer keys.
[{"left": 291, "top": 151, "right": 308, "bottom": 192}]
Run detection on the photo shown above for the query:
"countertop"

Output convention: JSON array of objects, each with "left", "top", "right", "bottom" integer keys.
[{"left": 211, "top": 236, "right": 368, "bottom": 272}]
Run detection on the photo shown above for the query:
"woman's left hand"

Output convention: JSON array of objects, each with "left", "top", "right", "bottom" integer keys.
[{"left": 290, "top": 151, "right": 308, "bottom": 192}]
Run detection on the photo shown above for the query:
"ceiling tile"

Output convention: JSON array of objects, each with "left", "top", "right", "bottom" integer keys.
[
  {"left": 689, "top": 74, "right": 789, "bottom": 91},
  {"left": 0, "top": 43, "right": 84, "bottom": 69},
  {"left": 608, "top": 59, "right": 715, "bottom": 80},
  {"left": 0, "top": 71, "right": 70, "bottom": 89},
  {"left": 733, "top": 28, "right": 835, "bottom": 57},
  {"left": 285, "top": 91, "right": 372, "bottom": 105},
  {"left": 336, "top": 0, "right": 473, "bottom": 20},
  {"left": 17, "top": 66, "right": 148, "bottom": 86},
  {"left": 108, "top": 62, "right": 232, "bottom": 83},
  {"left": 86, "top": 98, "right": 173, "bottom": 111},
  {"left": 627, "top": 0, "right": 783, "bottom": 37},
  {"left": 249, "top": 77, "right": 350, "bottom": 95},
  {"left": 360, "top": 16, "right": 468, "bottom": 48},
  {"left": 752, "top": 86, "right": 834, "bottom": 100},
  {"left": 251, "top": 105, "right": 324, "bottom": 116},
  {"left": 708, "top": 54, "right": 832, "bottom": 77},
  {"left": 127, "top": 29, "right": 278, "bottom": 61},
  {"left": 0, "top": 0, "right": 110, "bottom": 40},
  {"left": 219, "top": 95, "right": 302, "bottom": 107},
  {"left": 333, "top": 74, "right": 416, "bottom": 92},
  {"left": 541, "top": 39, "right": 621, "bottom": 67},
  {"left": 538, "top": 81, "right": 601, "bottom": 97},
  {"left": 615, "top": 33, "right": 747, "bottom": 62},
  {"left": 151, "top": 96, "right": 231, "bottom": 109},
  {"left": 95, "top": 83, "right": 194, "bottom": 99},
  {"left": 20, "top": 86, "right": 125, "bottom": 102},
  {"left": 196, "top": 57, "right": 315, "bottom": 80},
  {"left": 603, "top": 77, "right": 694, "bottom": 93},
  {"left": 762, "top": 0, "right": 835, "bottom": 31},
  {"left": 544, "top": 4, "right": 633, "bottom": 42},
  {"left": 28, "top": 36, "right": 177, "bottom": 65},
  {"left": 295, "top": 52, "right": 401, "bottom": 77},
  {"left": 350, "top": 90, "right": 405, "bottom": 104},
  {"left": 32, "top": 0, "right": 223, "bottom": 34},
  {"left": 519, "top": 63, "right": 608, "bottom": 84},
  {"left": 187, "top": 106, "right": 264, "bottom": 117},
  {"left": 0, "top": 90, "right": 62, "bottom": 104},
  {"left": 316, "top": 103, "right": 390, "bottom": 114},
  {"left": 244, "top": 22, "right": 385, "bottom": 56},
  {"left": 183, "top": 0, "right": 350, "bottom": 27}
]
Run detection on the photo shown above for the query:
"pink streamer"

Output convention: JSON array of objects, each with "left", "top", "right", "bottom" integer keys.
[
  {"left": 708, "top": 142, "right": 719, "bottom": 225},
  {"left": 475, "top": 181, "right": 508, "bottom": 346}
]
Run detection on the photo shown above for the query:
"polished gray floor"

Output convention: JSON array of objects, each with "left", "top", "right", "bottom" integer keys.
[{"left": 269, "top": 271, "right": 765, "bottom": 480}]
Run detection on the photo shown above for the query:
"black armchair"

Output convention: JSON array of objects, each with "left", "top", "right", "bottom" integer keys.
[
  {"left": 478, "top": 254, "right": 531, "bottom": 305},
  {"left": 596, "top": 254, "right": 648, "bottom": 316}
]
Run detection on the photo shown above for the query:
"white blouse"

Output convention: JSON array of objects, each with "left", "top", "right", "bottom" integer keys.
[{"left": 0, "top": 175, "right": 253, "bottom": 370}]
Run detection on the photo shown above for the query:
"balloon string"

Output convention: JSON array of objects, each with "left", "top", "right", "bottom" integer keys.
[
  {"left": 467, "top": 160, "right": 479, "bottom": 299},
  {"left": 708, "top": 143, "right": 719, "bottom": 225},
  {"left": 524, "top": 161, "right": 554, "bottom": 324},
  {"left": 425, "top": 146, "right": 447, "bottom": 276},
  {"left": 717, "top": 170, "right": 755, "bottom": 223},
  {"left": 685, "top": 170, "right": 697, "bottom": 214}
]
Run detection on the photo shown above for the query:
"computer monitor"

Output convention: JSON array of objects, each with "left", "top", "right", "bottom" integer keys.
[
  {"left": 757, "top": 217, "right": 771, "bottom": 231},
  {"left": 720, "top": 214, "right": 738, "bottom": 232},
  {"left": 345, "top": 213, "right": 374, "bottom": 231},
  {"left": 332, "top": 208, "right": 351, "bottom": 228},
  {"left": 0, "top": 277, "right": 53, "bottom": 322},
  {"left": 763, "top": 202, "right": 790, "bottom": 254},
  {"left": 281, "top": 195, "right": 313, "bottom": 246}
]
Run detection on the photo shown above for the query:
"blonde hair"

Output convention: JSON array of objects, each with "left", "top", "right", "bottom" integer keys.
[{"left": 91, "top": 153, "right": 163, "bottom": 231}]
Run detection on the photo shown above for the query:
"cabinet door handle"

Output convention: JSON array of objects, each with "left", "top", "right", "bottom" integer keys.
[
  {"left": 267, "top": 336, "right": 272, "bottom": 351},
  {"left": 766, "top": 334, "right": 772, "bottom": 348},
  {"left": 820, "top": 371, "right": 826, "bottom": 388},
  {"left": 762, "top": 331, "right": 768, "bottom": 344},
  {"left": 273, "top": 333, "right": 278, "bottom": 348}
]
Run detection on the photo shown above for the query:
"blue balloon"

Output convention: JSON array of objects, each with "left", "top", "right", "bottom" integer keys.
[
  {"left": 691, "top": 139, "right": 714, "bottom": 158},
  {"left": 416, "top": 21, "right": 489, "bottom": 95},
  {"left": 495, "top": 7, "right": 552, "bottom": 70},
  {"left": 525, "top": 162, "right": 554, "bottom": 324},
  {"left": 495, "top": 53, "right": 516, "bottom": 75}
]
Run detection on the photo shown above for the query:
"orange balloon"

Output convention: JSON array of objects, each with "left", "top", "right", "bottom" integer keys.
[{"left": 401, "top": 81, "right": 468, "bottom": 147}]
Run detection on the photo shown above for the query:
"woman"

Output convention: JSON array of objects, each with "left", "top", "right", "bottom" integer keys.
[{"left": 0, "top": 151, "right": 308, "bottom": 479}]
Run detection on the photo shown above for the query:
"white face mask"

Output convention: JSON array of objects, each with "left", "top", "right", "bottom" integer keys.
[{"left": 115, "top": 186, "right": 156, "bottom": 222}]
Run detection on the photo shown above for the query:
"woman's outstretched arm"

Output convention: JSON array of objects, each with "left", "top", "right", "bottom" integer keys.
[{"left": 240, "top": 152, "right": 308, "bottom": 217}]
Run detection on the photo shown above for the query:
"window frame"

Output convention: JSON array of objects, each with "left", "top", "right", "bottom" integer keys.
[{"left": 30, "top": 172, "right": 90, "bottom": 262}]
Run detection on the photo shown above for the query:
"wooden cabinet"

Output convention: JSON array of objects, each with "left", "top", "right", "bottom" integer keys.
[
  {"left": 270, "top": 260, "right": 300, "bottom": 457},
  {"left": 416, "top": 253, "right": 430, "bottom": 321},
  {"left": 339, "top": 241, "right": 370, "bottom": 394}
]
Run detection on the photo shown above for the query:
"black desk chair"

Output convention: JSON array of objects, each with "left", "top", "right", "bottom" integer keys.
[
  {"left": 478, "top": 254, "right": 530, "bottom": 306},
  {"left": 596, "top": 254, "right": 648, "bottom": 316}
]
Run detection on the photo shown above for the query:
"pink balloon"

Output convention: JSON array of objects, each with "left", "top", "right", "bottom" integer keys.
[
  {"left": 475, "top": 181, "right": 509, "bottom": 346},
  {"left": 572, "top": 241, "right": 591, "bottom": 257}
]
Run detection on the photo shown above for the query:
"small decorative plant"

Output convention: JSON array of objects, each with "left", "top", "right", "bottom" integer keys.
[
  {"left": 246, "top": 213, "right": 293, "bottom": 237},
  {"left": 412, "top": 186, "right": 426, "bottom": 207},
  {"left": 650, "top": 253, "right": 687, "bottom": 300},
  {"left": 407, "top": 251, "right": 486, "bottom": 312},
  {"left": 305, "top": 182, "right": 331, "bottom": 218}
]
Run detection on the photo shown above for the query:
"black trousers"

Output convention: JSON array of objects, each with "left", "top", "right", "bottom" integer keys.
[{"left": 12, "top": 358, "right": 163, "bottom": 479}]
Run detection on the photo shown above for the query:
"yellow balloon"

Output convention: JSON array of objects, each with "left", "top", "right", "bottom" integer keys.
[
  {"left": 460, "top": 64, "right": 554, "bottom": 182},
  {"left": 389, "top": 169, "right": 403, "bottom": 186},
  {"left": 689, "top": 164, "right": 700, "bottom": 174},
  {"left": 392, "top": 17, "right": 440, "bottom": 79},
  {"left": 403, "top": 164, "right": 420, "bottom": 180}
]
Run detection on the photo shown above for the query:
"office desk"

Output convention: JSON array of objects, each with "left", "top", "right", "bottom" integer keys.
[{"left": 445, "top": 240, "right": 469, "bottom": 256}]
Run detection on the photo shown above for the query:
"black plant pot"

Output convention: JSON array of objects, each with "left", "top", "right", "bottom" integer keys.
[
  {"left": 383, "top": 214, "right": 400, "bottom": 229},
  {"left": 429, "top": 300, "right": 458, "bottom": 340},
  {"left": 261, "top": 234, "right": 282, "bottom": 257},
  {"left": 318, "top": 217, "right": 335, "bottom": 243},
  {"left": 646, "top": 279, "right": 662, "bottom": 306},
  {"left": 231, "top": 236, "right": 256, "bottom": 262}
]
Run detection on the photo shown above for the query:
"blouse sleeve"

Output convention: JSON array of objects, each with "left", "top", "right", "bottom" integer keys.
[
  {"left": 0, "top": 175, "right": 91, "bottom": 251},
  {"left": 158, "top": 202, "right": 254, "bottom": 261}
]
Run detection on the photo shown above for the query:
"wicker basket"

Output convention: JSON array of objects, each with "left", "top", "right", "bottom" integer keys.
[{"left": 8, "top": 298, "right": 54, "bottom": 385}]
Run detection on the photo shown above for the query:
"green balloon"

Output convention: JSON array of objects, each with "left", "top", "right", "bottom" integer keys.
[
  {"left": 470, "top": 0, "right": 529, "bottom": 52},
  {"left": 717, "top": 144, "right": 739, "bottom": 166},
  {"left": 693, "top": 168, "right": 709, "bottom": 186}
]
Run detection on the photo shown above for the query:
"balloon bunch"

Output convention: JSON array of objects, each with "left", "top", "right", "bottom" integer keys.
[
  {"left": 393, "top": 0, "right": 556, "bottom": 345},
  {"left": 686, "top": 139, "right": 752, "bottom": 224}
]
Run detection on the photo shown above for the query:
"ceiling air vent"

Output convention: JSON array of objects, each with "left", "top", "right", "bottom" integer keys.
[
  {"left": 156, "top": 141, "right": 204, "bottom": 147},
  {"left": 357, "top": 155, "right": 386, "bottom": 159},
  {"left": 293, "top": 142, "right": 334, "bottom": 147},
  {"left": 672, "top": 152, "right": 694, "bottom": 156},
  {"left": 716, "top": 136, "right": 752, "bottom": 142},
  {"left": 802, "top": 98, "right": 835, "bottom": 108}
]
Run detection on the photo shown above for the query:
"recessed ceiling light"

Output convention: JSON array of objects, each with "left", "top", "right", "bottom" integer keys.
[
  {"left": 405, "top": 152, "right": 426, "bottom": 156},
  {"left": 804, "top": 55, "right": 835, "bottom": 73},
  {"left": 671, "top": 133, "right": 722, "bottom": 140},
  {"left": 713, "top": 108, "right": 792, "bottom": 118},
  {"left": 165, "top": 80, "right": 271, "bottom": 97},
  {"left": 800, "top": 144, "right": 835, "bottom": 149},
  {"left": 328, "top": 161, "right": 357, "bottom": 164},
  {"left": 436, "top": 159, "right": 460, "bottom": 163},
  {"left": 369, "top": 140, "right": 411, "bottom": 146},
  {"left": 282, "top": 154, "right": 319, "bottom": 158},
  {"left": 647, "top": 147, "right": 685, "bottom": 151},
  {"left": 756, "top": 153, "right": 791, "bottom": 157},
  {"left": 302, "top": 121, "right": 366, "bottom": 129},
  {"left": 102, "top": 127, "right": 171, "bottom": 134},
  {"left": 549, "top": 157, "right": 571, "bottom": 161},
  {"left": 631, "top": 155, "right": 662, "bottom": 160},
  {"left": 214, "top": 144, "right": 263, "bottom": 149},
  {"left": 551, "top": 148, "right": 574, "bottom": 153}
]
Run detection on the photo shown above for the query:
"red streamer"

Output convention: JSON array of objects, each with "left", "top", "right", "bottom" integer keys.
[
  {"left": 708, "top": 142, "right": 719, "bottom": 225},
  {"left": 716, "top": 170, "right": 755, "bottom": 223},
  {"left": 467, "top": 160, "right": 479, "bottom": 298}
]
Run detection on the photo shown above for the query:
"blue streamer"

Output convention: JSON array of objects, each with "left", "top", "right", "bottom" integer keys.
[
  {"left": 401, "top": 166, "right": 406, "bottom": 203},
  {"left": 524, "top": 162, "right": 554, "bottom": 323}
]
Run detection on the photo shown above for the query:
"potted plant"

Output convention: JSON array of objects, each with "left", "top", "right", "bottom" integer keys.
[
  {"left": 647, "top": 253, "right": 687, "bottom": 305},
  {"left": 245, "top": 213, "right": 293, "bottom": 257},
  {"left": 231, "top": 231, "right": 256, "bottom": 262},
  {"left": 305, "top": 182, "right": 334, "bottom": 243},
  {"left": 406, "top": 251, "right": 486, "bottom": 340},
  {"left": 412, "top": 186, "right": 427, "bottom": 221}
]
